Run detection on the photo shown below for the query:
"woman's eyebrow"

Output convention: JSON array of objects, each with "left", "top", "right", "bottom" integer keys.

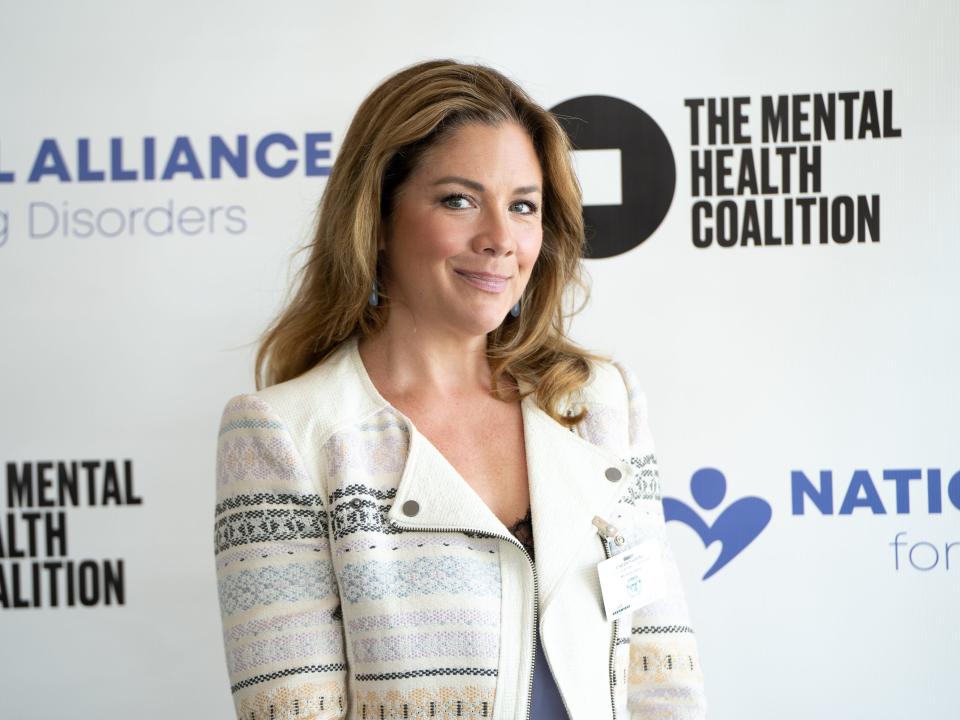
[{"left": 431, "top": 176, "right": 541, "bottom": 195}]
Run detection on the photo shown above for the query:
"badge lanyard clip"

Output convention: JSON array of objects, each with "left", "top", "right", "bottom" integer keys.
[{"left": 592, "top": 515, "right": 626, "bottom": 547}]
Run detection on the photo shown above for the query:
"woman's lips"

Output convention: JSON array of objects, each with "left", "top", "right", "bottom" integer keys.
[{"left": 454, "top": 270, "right": 509, "bottom": 293}]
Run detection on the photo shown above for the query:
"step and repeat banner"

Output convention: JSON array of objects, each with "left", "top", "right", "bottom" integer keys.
[{"left": 1, "top": 1, "right": 957, "bottom": 718}]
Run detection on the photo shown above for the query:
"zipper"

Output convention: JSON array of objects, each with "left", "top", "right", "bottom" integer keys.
[
  {"left": 385, "top": 518, "right": 572, "bottom": 720},
  {"left": 593, "top": 516, "right": 622, "bottom": 720}
]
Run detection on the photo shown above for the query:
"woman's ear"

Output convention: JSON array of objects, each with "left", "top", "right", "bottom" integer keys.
[{"left": 377, "top": 223, "right": 387, "bottom": 253}]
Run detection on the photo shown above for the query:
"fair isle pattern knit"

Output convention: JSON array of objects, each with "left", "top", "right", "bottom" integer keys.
[
  {"left": 214, "top": 344, "right": 706, "bottom": 720},
  {"left": 216, "top": 395, "right": 350, "bottom": 718},
  {"left": 605, "top": 362, "right": 705, "bottom": 718},
  {"left": 216, "top": 396, "right": 502, "bottom": 719}
]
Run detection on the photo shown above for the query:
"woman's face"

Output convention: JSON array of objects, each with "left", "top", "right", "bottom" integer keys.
[{"left": 381, "top": 121, "right": 544, "bottom": 340}]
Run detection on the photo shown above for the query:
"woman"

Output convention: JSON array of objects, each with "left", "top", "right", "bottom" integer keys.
[{"left": 215, "top": 59, "right": 706, "bottom": 720}]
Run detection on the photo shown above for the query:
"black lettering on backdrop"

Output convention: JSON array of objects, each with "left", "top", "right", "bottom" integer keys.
[
  {"left": 1, "top": 459, "right": 140, "bottom": 609},
  {"left": 0, "top": 559, "right": 125, "bottom": 608},
  {"left": 7, "top": 459, "right": 142, "bottom": 508},
  {"left": 686, "top": 89, "right": 899, "bottom": 248}
]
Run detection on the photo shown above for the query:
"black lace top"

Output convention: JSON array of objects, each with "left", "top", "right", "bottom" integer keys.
[{"left": 507, "top": 507, "right": 535, "bottom": 561}]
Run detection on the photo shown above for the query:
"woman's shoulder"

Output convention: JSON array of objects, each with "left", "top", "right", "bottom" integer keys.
[
  {"left": 561, "top": 351, "right": 651, "bottom": 457},
  {"left": 573, "top": 351, "right": 645, "bottom": 414},
  {"left": 220, "top": 338, "right": 377, "bottom": 444}
]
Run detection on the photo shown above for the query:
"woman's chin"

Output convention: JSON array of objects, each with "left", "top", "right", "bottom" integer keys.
[{"left": 447, "top": 309, "right": 513, "bottom": 339}]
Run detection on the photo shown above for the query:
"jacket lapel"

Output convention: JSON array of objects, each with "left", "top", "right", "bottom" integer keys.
[
  {"left": 338, "top": 337, "right": 648, "bottom": 717},
  {"left": 522, "top": 398, "right": 645, "bottom": 720},
  {"left": 384, "top": 391, "right": 639, "bottom": 606},
  {"left": 382, "top": 383, "right": 643, "bottom": 720},
  {"left": 385, "top": 419, "right": 508, "bottom": 536},
  {"left": 521, "top": 397, "right": 636, "bottom": 606}
]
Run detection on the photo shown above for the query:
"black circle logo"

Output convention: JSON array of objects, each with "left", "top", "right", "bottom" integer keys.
[{"left": 550, "top": 95, "right": 676, "bottom": 258}]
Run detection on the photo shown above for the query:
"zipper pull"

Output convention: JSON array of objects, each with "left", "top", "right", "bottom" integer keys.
[{"left": 592, "top": 516, "right": 626, "bottom": 546}]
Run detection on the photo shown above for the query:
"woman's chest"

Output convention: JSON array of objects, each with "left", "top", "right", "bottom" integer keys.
[{"left": 402, "top": 400, "right": 531, "bottom": 528}]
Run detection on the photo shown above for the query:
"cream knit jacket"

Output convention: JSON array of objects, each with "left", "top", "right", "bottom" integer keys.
[{"left": 214, "top": 337, "right": 707, "bottom": 719}]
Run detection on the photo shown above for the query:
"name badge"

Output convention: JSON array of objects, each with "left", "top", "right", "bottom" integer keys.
[{"left": 596, "top": 539, "right": 666, "bottom": 622}]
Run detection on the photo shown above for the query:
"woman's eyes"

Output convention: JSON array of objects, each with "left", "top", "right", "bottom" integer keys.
[
  {"left": 442, "top": 193, "right": 473, "bottom": 210},
  {"left": 511, "top": 199, "right": 539, "bottom": 215},
  {"left": 441, "top": 193, "right": 539, "bottom": 215}
]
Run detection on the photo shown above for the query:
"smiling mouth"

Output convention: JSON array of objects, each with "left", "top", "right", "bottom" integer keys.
[{"left": 454, "top": 270, "right": 510, "bottom": 293}]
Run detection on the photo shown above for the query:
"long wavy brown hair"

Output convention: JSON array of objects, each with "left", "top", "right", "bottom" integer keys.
[{"left": 255, "top": 59, "right": 604, "bottom": 425}]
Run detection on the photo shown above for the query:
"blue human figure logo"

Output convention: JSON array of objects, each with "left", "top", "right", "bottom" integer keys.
[{"left": 663, "top": 467, "right": 772, "bottom": 580}]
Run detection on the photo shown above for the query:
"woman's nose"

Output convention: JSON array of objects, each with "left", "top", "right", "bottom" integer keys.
[{"left": 472, "top": 209, "right": 514, "bottom": 256}]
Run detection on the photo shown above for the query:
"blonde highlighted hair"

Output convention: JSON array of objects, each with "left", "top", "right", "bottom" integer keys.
[{"left": 255, "top": 59, "right": 603, "bottom": 425}]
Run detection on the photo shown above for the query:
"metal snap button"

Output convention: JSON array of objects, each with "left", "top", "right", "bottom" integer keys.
[
  {"left": 402, "top": 500, "right": 420, "bottom": 517},
  {"left": 350, "top": 498, "right": 362, "bottom": 508},
  {"left": 614, "top": 535, "right": 625, "bottom": 546},
  {"left": 605, "top": 467, "right": 622, "bottom": 482}
]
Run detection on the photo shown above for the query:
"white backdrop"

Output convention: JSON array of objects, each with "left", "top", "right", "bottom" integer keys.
[{"left": 1, "top": 1, "right": 957, "bottom": 718}]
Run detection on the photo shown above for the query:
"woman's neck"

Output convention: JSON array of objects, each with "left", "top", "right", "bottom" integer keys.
[{"left": 357, "top": 323, "right": 493, "bottom": 403}]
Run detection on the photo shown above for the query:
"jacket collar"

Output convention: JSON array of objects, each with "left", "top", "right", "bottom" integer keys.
[{"left": 339, "top": 337, "right": 639, "bottom": 609}]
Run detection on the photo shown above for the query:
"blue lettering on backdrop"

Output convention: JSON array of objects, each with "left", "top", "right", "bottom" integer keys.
[
  {"left": 15, "top": 133, "right": 332, "bottom": 183},
  {"left": 667, "top": 467, "right": 958, "bottom": 580},
  {"left": 0, "top": 143, "right": 15, "bottom": 182},
  {"left": 162, "top": 136, "right": 203, "bottom": 180},
  {"left": 26, "top": 199, "right": 248, "bottom": 238},
  {"left": 792, "top": 468, "right": 960, "bottom": 514},
  {"left": 890, "top": 532, "right": 959, "bottom": 572},
  {"left": 78, "top": 139, "right": 105, "bottom": 182},
  {"left": 949, "top": 470, "right": 960, "bottom": 509},
  {"left": 883, "top": 469, "right": 922, "bottom": 513},
  {"left": 211, "top": 136, "right": 248, "bottom": 179},
  {"left": 839, "top": 469, "right": 887, "bottom": 514},
  {"left": 110, "top": 138, "right": 137, "bottom": 181},
  {"left": 791, "top": 470, "right": 833, "bottom": 514},
  {"left": 144, "top": 137, "right": 156, "bottom": 180},
  {"left": 29, "top": 140, "right": 71, "bottom": 182},
  {"left": 305, "top": 132, "right": 332, "bottom": 176},
  {"left": 927, "top": 469, "right": 942, "bottom": 513},
  {"left": 255, "top": 133, "right": 297, "bottom": 178}
]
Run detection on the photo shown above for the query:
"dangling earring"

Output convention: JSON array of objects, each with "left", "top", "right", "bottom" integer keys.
[
  {"left": 510, "top": 299, "right": 521, "bottom": 318},
  {"left": 369, "top": 277, "right": 381, "bottom": 307}
]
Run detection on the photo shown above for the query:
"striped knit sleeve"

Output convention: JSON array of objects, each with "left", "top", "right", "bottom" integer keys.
[
  {"left": 214, "top": 394, "right": 349, "bottom": 720},
  {"left": 610, "top": 361, "right": 708, "bottom": 720}
]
